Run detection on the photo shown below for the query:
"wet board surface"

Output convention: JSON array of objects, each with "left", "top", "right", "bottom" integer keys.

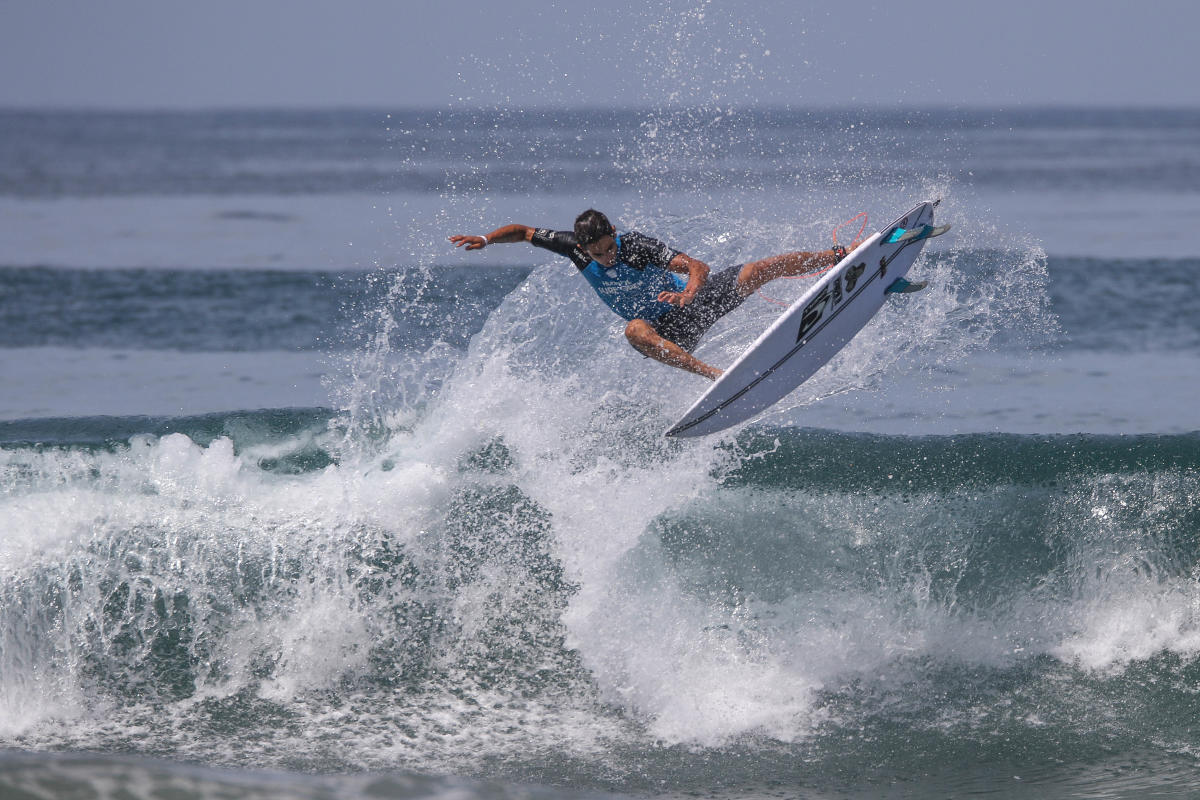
[{"left": 666, "top": 200, "right": 943, "bottom": 438}]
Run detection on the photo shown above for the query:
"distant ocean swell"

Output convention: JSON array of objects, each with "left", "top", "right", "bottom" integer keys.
[
  {"left": 4, "top": 108, "right": 1199, "bottom": 198},
  {"left": 4, "top": 255, "right": 1200, "bottom": 353}
]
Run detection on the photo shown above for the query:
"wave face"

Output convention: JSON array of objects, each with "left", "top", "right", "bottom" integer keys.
[{"left": 3, "top": 415, "right": 1200, "bottom": 795}]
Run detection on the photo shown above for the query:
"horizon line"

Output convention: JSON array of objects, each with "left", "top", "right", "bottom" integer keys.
[{"left": 2, "top": 101, "right": 1199, "bottom": 115}]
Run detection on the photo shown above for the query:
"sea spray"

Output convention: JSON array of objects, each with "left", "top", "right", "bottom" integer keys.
[{"left": 3, "top": 105, "right": 1200, "bottom": 796}]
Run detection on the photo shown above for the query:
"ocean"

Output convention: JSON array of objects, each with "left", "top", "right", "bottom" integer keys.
[{"left": 2, "top": 106, "right": 1200, "bottom": 799}]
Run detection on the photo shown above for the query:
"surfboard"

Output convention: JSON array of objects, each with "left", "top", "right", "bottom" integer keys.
[{"left": 665, "top": 200, "right": 947, "bottom": 438}]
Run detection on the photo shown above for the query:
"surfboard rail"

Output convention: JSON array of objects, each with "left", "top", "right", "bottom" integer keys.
[{"left": 665, "top": 200, "right": 944, "bottom": 438}]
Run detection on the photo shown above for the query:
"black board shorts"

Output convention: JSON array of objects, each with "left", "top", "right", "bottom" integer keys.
[{"left": 649, "top": 264, "right": 746, "bottom": 352}]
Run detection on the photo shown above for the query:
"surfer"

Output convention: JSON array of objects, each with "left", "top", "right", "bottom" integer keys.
[{"left": 449, "top": 209, "right": 846, "bottom": 380}]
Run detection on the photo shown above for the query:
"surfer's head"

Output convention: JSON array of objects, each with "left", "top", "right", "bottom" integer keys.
[{"left": 575, "top": 209, "right": 618, "bottom": 266}]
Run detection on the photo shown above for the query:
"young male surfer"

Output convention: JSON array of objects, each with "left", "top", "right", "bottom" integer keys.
[{"left": 449, "top": 209, "right": 845, "bottom": 380}]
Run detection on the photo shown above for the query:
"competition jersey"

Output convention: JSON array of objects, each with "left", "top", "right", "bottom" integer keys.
[{"left": 530, "top": 228, "right": 687, "bottom": 321}]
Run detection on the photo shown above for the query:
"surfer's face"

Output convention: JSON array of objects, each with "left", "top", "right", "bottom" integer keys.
[{"left": 584, "top": 235, "right": 618, "bottom": 267}]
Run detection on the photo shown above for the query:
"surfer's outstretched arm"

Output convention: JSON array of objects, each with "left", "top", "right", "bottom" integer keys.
[{"left": 448, "top": 224, "right": 535, "bottom": 251}]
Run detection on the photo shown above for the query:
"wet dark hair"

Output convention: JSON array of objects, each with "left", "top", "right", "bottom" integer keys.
[{"left": 574, "top": 209, "right": 615, "bottom": 246}]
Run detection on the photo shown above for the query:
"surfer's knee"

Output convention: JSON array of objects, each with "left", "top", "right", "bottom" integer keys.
[
  {"left": 625, "top": 319, "right": 671, "bottom": 359},
  {"left": 624, "top": 318, "right": 656, "bottom": 346}
]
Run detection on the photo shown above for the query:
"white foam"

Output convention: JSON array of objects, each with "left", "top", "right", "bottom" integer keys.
[{"left": 1054, "top": 578, "right": 1200, "bottom": 671}]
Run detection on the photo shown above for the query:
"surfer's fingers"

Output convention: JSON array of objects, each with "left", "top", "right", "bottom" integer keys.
[
  {"left": 448, "top": 235, "right": 481, "bottom": 250},
  {"left": 659, "top": 292, "right": 694, "bottom": 307}
]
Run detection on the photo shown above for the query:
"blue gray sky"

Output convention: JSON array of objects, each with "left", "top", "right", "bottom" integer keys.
[{"left": 1, "top": 0, "right": 1195, "bottom": 109}]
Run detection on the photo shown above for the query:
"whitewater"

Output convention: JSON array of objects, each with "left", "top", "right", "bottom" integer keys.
[{"left": 2, "top": 105, "right": 1200, "bottom": 798}]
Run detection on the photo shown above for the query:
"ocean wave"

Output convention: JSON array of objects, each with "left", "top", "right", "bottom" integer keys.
[{"left": 1, "top": 420, "right": 1198, "bottom": 774}]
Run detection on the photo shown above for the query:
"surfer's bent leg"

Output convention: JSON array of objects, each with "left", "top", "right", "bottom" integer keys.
[
  {"left": 735, "top": 250, "right": 842, "bottom": 296},
  {"left": 625, "top": 320, "right": 722, "bottom": 381}
]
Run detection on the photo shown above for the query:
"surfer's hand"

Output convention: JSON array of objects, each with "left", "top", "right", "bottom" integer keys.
[
  {"left": 658, "top": 291, "right": 695, "bottom": 307},
  {"left": 448, "top": 234, "right": 487, "bottom": 251}
]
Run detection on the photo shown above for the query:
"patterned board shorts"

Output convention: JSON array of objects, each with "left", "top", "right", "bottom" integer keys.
[{"left": 648, "top": 264, "right": 746, "bottom": 352}]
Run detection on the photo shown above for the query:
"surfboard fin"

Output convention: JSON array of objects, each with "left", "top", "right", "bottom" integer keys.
[
  {"left": 889, "top": 223, "right": 951, "bottom": 244},
  {"left": 885, "top": 278, "right": 928, "bottom": 294}
]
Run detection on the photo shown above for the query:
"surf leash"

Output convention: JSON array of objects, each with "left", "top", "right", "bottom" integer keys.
[{"left": 757, "top": 212, "right": 868, "bottom": 307}]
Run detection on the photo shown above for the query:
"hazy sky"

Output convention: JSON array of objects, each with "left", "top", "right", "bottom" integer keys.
[{"left": 1, "top": 0, "right": 1195, "bottom": 109}]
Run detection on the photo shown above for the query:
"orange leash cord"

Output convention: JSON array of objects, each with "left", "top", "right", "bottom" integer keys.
[{"left": 756, "top": 212, "right": 868, "bottom": 307}]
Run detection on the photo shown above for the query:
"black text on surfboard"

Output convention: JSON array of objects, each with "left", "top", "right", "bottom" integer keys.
[{"left": 796, "top": 262, "right": 866, "bottom": 343}]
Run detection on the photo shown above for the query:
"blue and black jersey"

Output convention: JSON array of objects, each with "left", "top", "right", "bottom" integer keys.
[{"left": 530, "top": 228, "right": 687, "bottom": 321}]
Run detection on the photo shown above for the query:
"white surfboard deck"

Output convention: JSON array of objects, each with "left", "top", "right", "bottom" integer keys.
[{"left": 665, "top": 200, "right": 942, "bottom": 438}]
